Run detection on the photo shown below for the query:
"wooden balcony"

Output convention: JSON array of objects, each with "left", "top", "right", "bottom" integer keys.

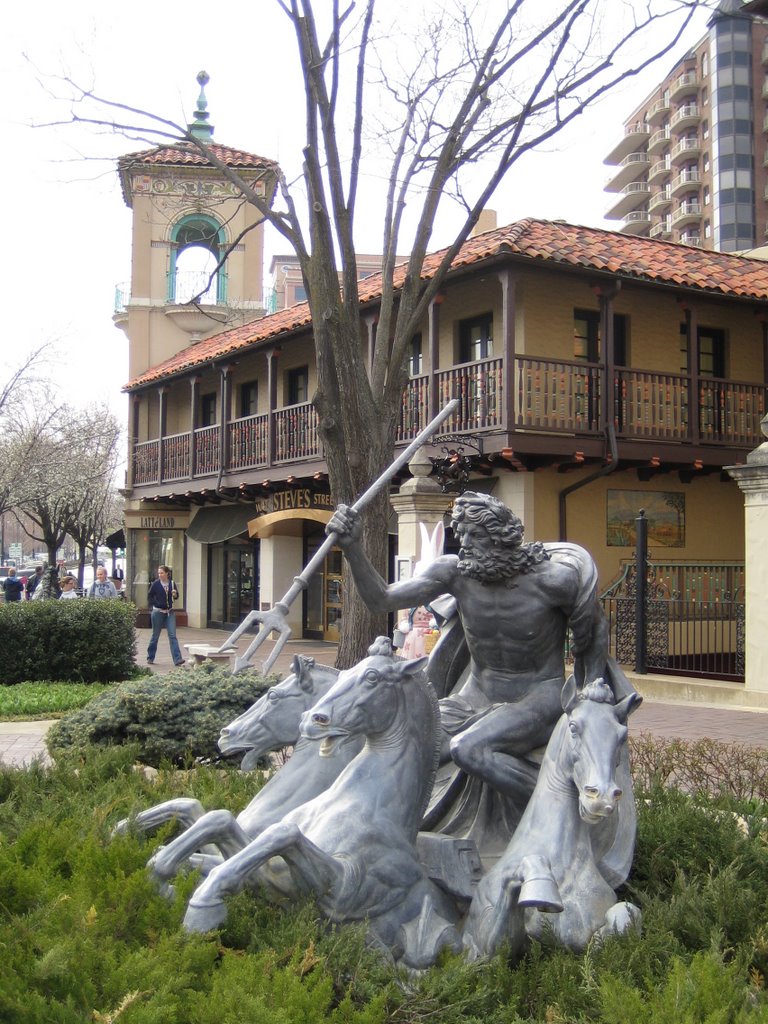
[{"left": 130, "top": 358, "right": 767, "bottom": 488}]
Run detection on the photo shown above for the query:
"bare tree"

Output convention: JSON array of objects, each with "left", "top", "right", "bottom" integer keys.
[
  {"left": 16, "top": 405, "right": 122, "bottom": 573},
  {"left": 53, "top": 0, "right": 704, "bottom": 663}
]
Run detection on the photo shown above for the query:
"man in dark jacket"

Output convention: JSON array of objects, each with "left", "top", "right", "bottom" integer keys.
[{"left": 3, "top": 569, "right": 24, "bottom": 602}]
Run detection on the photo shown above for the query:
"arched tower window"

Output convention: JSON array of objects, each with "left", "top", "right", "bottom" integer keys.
[{"left": 168, "top": 214, "right": 227, "bottom": 304}]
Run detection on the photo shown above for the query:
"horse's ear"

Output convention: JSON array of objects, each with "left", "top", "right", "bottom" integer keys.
[
  {"left": 297, "top": 656, "right": 316, "bottom": 692},
  {"left": 561, "top": 674, "right": 578, "bottom": 713},
  {"left": 400, "top": 655, "right": 429, "bottom": 679},
  {"left": 614, "top": 690, "right": 643, "bottom": 723}
]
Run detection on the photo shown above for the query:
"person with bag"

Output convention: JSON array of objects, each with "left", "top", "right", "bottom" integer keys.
[{"left": 146, "top": 565, "right": 185, "bottom": 667}]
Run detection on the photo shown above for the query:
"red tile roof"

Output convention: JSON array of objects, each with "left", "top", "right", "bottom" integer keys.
[
  {"left": 118, "top": 142, "right": 278, "bottom": 206},
  {"left": 125, "top": 217, "right": 768, "bottom": 391}
]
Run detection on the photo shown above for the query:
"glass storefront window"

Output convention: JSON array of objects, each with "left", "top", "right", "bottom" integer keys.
[{"left": 129, "top": 529, "right": 185, "bottom": 606}]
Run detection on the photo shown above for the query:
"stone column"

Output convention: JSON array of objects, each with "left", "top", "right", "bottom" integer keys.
[
  {"left": 390, "top": 449, "right": 451, "bottom": 574},
  {"left": 727, "top": 414, "right": 768, "bottom": 694}
]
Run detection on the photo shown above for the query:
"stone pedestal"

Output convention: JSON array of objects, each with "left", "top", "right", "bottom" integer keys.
[
  {"left": 389, "top": 450, "right": 451, "bottom": 572},
  {"left": 727, "top": 414, "right": 768, "bottom": 694}
]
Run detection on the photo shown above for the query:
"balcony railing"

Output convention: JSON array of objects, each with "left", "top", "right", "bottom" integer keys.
[
  {"left": 274, "top": 402, "right": 321, "bottom": 463},
  {"left": 130, "top": 359, "right": 767, "bottom": 487},
  {"left": 614, "top": 370, "right": 688, "bottom": 440},
  {"left": 229, "top": 414, "right": 269, "bottom": 470},
  {"left": 516, "top": 357, "right": 601, "bottom": 433}
]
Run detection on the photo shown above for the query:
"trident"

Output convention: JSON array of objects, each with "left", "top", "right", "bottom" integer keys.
[{"left": 218, "top": 399, "right": 459, "bottom": 673}]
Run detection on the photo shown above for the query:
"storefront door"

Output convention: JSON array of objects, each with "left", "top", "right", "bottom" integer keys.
[
  {"left": 304, "top": 532, "right": 343, "bottom": 641},
  {"left": 208, "top": 540, "right": 258, "bottom": 629}
]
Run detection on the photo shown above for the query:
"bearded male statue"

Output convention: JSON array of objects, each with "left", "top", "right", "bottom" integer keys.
[{"left": 328, "top": 492, "right": 629, "bottom": 853}]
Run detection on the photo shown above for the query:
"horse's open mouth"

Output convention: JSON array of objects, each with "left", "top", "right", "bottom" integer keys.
[
  {"left": 239, "top": 748, "right": 262, "bottom": 771},
  {"left": 319, "top": 734, "right": 346, "bottom": 758}
]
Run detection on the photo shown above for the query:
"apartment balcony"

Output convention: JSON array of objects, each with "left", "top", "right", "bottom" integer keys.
[
  {"left": 604, "top": 122, "right": 651, "bottom": 165},
  {"left": 679, "top": 232, "right": 703, "bottom": 247},
  {"left": 606, "top": 181, "right": 652, "bottom": 219},
  {"left": 618, "top": 209, "right": 652, "bottom": 234},
  {"left": 763, "top": 79, "right": 768, "bottom": 101},
  {"left": 670, "top": 169, "right": 701, "bottom": 196},
  {"left": 669, "top": 71, "right": 698, "bottom": 103},
  {"left": 605, "top": 152, "right": 652, "bottom": 191},
  {"left": 648, "top": 128, "right": 672, "bottom": 155},
  {"left": 650, "top": 221, "right": 672, "bottom": 239},
  {"left": 649, "top": 189, "right": 672, "bottom": 213},
  {"left": 129, "top": 359, "right": 767, "bottom": 490},
  {"left": 647, "top": 98, "right": 671, "bottom": 125},
  {"left": 649, "top": 159, "right": 672, "bottom": 184},
  {"left": 670, "top": 137, "right": 701, "bottom": 162},
  {"left": 670, "top": 104, "right": 700, "bottom": 132},
  {"left": 671, "top": 201, "right": 702, "bottom": 228},
  {"left": 763, "top": 40, "right": 768, "bottom": 65}
]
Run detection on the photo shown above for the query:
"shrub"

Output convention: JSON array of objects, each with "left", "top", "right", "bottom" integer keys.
[
  {"left": 0, "top": 600, "right": 137, "bottom": 684},
  {"left": 1, "top": 751, "right": 767, "bottom": 1023},
  {"left": 630, "top": 733, "right": 768, "bottom": 804},
  {"left": 47, "top": 662, "right": 274, "bottom": 766}
]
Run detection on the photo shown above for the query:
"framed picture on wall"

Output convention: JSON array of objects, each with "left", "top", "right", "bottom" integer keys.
[{"left": 606, "top": 490, "right": 685, "bottom": 547}]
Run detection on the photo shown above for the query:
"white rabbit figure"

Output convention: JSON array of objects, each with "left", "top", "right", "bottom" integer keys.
[{"left": 415, "top": 520, "right": 445, "bottom": 575}]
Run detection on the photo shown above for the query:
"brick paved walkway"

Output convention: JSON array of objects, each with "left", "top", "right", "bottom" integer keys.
[{"left": 1, "top": 627, "right": 765, "bottom": 768}]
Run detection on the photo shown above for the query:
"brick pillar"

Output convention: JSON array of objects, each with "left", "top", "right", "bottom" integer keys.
[{"left": 727, "top": 414, "right": 768, "bottom": 694}]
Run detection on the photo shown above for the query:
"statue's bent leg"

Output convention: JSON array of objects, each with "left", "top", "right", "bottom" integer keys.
[
  {"left": 183, "top": 821, "right": 345, "bottom": 933},
  {"left": 148, "top": 809, "right": 251, "bottom": 893},
  {"left": 113, "top": 798, "right": 206, "bottom": 838}
]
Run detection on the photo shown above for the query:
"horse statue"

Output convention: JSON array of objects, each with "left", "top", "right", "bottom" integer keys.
[
  {"left": 114, "top": 656, "right": 361, "bottom": 886},
  {"left": 462, "top": 676, "right": 642, "bottom": 961},
  {"left": 180, "top": 639, "right": 463, "bottom": 970}
]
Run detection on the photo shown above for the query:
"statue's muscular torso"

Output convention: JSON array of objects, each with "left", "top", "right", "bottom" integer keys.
[{"left": 425, "top": 555, "right": 577, "bottom": 707}]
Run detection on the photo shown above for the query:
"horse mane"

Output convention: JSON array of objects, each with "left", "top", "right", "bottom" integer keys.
[{"left": 578, "top": 679, "right": 614, "bottom": 705}]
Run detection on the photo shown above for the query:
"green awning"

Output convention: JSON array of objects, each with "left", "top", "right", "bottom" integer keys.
[{"left": 186, "top": 505, "right": 254, "bottom": 544}]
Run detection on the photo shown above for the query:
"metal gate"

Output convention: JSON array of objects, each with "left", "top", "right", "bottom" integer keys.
[{"left": 601, "top": 553, "right": 745, "bottom": 682}]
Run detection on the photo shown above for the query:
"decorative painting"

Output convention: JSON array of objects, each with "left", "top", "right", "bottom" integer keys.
[{"left": 606, "top": 490, "right": 685, "bottom": 548}]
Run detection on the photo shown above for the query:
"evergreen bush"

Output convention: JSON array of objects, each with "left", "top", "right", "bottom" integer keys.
[
  {"left": 0, "top": 748, "right": 766, "bottom": 1023},
  {"left": 0, "top": 600, "right": 138, "bottom": 684},
  {"left": 46, "top": 662, "right": 274, "bottom": 766}
]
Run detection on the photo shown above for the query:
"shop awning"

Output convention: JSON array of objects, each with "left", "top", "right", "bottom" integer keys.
[
  {"left": 186, "top": 505, "right": 254, "bottom": 544},
  {"left": 105, "top": 528, "right": 126, "bottom": 549}
]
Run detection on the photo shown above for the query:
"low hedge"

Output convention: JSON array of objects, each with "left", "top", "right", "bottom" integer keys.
[
  {"left": 0, "top": 600, "right": 137, "bottom": 684},
  {"left": 47, "top": 662, "right": 275, "bottom": 766}
]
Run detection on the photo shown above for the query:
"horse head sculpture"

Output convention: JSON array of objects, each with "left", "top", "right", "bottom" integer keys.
[
  {"left": 218, "top": 655, "right": 340, "bottom": 769},
  {"left": 559, "top": 676, "right": 641, "bottom": 825}
]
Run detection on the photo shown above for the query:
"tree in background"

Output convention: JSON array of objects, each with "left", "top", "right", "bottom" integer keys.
[
  {"left": 15, "top": 405, "right": 123, "bottom": 574},
  {"left": 57, "top": 0, "right": 702, "bottom": 663}
]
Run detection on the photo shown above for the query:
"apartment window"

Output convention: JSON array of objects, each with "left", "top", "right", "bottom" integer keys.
[
  {"left": 409, "top": 334, "right": 423, "bottom": 377},
  {"left": 201, "top": 392, "right": 217, "bottom": 427},
  {"left": 573, "top": 309, "right": 628, "bottom": 365},
  {"left": 679, "top": 324, "right": 726, "bottom": 378},
  {"left": 240, "top": 381, "right": 258, "bottom": 418},
  {"left": 286, "top": 366, "right": 309, "bottom": 405},
  {"left": 458, "top": 313, "right": 493, "bottom": 363},
  {"left": 704, "top": 220, "right": 711, "bottom": 238},
  {"left": 704, "top": 185, "right": 710, "bottom": 206}
]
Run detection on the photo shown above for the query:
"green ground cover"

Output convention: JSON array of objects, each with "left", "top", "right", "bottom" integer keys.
[
  {"left": 0, "top": 744, "right": 766, "bottom": 1023},
  {"left": 0, "top": 681, "right": 114, "bottom": 719}
]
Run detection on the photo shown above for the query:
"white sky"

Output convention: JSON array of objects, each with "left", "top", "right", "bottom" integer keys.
[{"left": 2, "top": 1, "right": 714, "bottom": 424}]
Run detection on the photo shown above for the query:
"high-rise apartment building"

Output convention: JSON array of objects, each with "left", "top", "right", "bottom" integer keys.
[{"left": 604, "top": 0, "right": 768, "bottom": 251}]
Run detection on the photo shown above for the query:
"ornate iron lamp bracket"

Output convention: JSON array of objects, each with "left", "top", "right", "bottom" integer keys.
[{"left": 431, "top": 434, "right": 484, "bottom": 493}]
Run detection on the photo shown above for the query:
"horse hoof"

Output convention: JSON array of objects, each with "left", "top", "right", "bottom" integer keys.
[{"left": 183, "top": 897, "right": 228, "bottom": 933}]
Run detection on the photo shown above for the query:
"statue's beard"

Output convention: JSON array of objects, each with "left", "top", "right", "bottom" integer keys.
[{"left": 457, "top": 541, "right": 549, "bottom": 583}]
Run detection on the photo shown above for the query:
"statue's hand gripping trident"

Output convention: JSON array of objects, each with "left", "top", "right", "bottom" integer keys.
[{"left": 217, "top": 399, "right": 459, "bottom": 673}]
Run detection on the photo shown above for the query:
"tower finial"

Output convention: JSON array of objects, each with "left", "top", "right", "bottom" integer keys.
[{"left": 188, "top": 71, "right": 214, "bottom": 141}]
